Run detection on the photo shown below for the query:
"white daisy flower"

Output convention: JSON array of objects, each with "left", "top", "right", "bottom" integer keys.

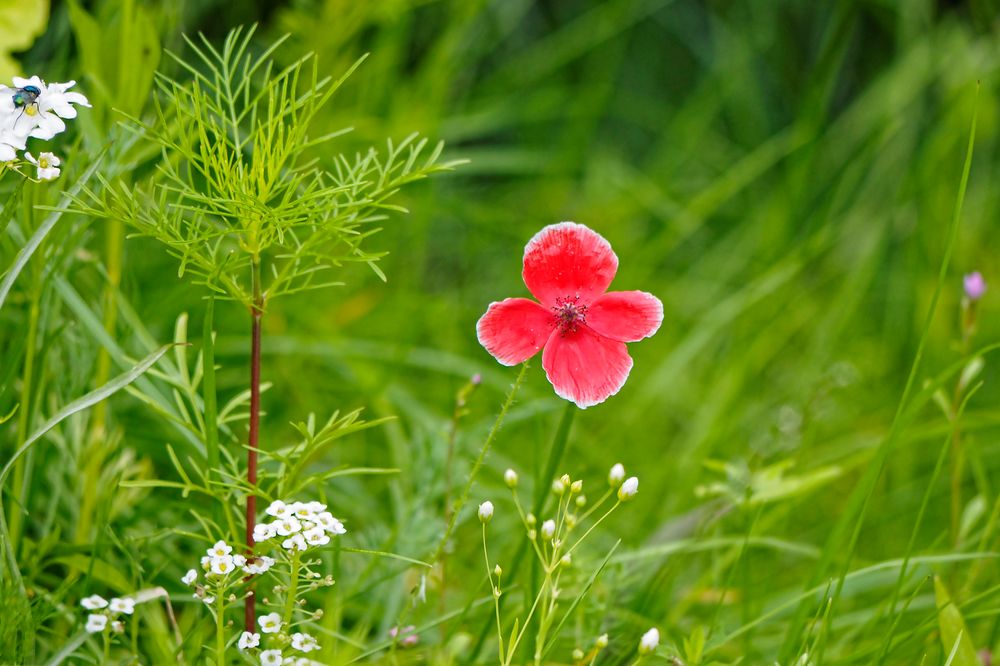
[
  {"left": 238, "top": 631, "right": 261, "bottom": 650},
  {"left": 254, "top": 522, "right": 276, "bottom": 542},
  {"left": 210, "top": 555, "right": 236, "bottom": 576},
  {"left": 274, "top": 516, "right": 302, "bottom": 536},
  {"left": 303, "top": 526, "right": 330, "bottom": 547},
  {"left": 207, "top": 540, "right": 232, "bottom": 557},
  {"left": 24, "top": 151, "right": 59, "bottom": 180},
  {"left": 85, "top": 614, "right": 108, "bottom": 633},
  {"left": 260, "top": 649, "right": 283, "bottom": 666},
  {"left": 282, "top": 534, "right": 307, "bottom": 552},
  {"left": 109, "top": 597, "right": 135, "bottom": 615},
  {"left": 258, "top": 612, "right": 282, "bottom": 634},
  {"left": 265, "top": 500, "right": 290, "bottom": 518},
  {"left": 290, "top": 631, "right": 319, "bottom": 652},
  {"left": 316, "top": 512, "right": 346, "bottom": 535},
  {"left": 80, "top": 594, "right": 108, "bottom": 610}
]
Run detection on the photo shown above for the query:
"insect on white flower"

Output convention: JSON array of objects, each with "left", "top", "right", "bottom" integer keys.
[
  {"left": 290, "top": 631, "right": 320, "bottom": 652},
  {"left": 0, "top": 76, "right": 90, "bottom": 141},
  {"left": 85, "top": 614, "right": 108, "bottom": 633},
  {"left": 181, "top": 569, "right": 198, "bottom": 586},
  {"left": 238, "top": 631, "right": 261, "bottom": 650},
  {"left": 258, "top": 612, "right": 282, "bottom": 634},
  {"left": 80, "top": 594, "right": 108, "bottom": 610},
  {"left": 109, "top": 597, "right": 135, "bottom": 615}
]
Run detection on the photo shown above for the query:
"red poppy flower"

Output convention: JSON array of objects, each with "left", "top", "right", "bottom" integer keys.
[{"left": 476, "top": 222, "right": 663, "bottom": 408}]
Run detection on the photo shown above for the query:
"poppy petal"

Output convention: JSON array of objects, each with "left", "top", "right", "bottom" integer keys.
[
  {"left": 541, "top": 327, "right": 633, "bottom": 408},
  {"left": 477, "top": 298, "right": 555, "bottom": 366},
  {"left": 522, "top": 222, "right": 618, "bottom": 308},
  {"left": 587, "top": 290, "right": 663, "bottom": 342}
]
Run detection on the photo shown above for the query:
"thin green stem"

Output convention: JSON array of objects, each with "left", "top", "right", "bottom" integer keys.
[
  {"left": 9, "top": 284, "right": 39, "bottom": 554},
  {"left": 432, "top": 363, "right": 529, "bottom": 566},
  {"left": 483, "top": 524, "right": 504, "bottom": 664},
  {"left": 284, "top": 549, "right": 302, "bottom": 626},
  {"left": 215, "top": 593, "right": 226, "bottom": 664},
  {"left": 245, "top": 255, "right": 263, "bottom": 632},
  {"left": 564, "top": 501, "right": 621, "bottom": 559}
]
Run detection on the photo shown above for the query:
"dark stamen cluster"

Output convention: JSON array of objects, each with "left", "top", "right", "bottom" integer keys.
[{"left": 552, "top": 296, "right": 587, "bottom": 335}]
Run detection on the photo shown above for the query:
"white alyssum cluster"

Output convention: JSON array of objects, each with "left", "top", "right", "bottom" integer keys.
[
  {"left": 238, "top": 614, "right": 321, "bottom": 663},
  {"left": 80, "top": 593, "right": 137, "bottom": 634},
  {"left": 0, "top": 76, "right": 89, "bottom": 181},
  {"left": 182, "top": 539, "right": 276, "bottom": 605},
  {"left": 254, "top": 499, "right": 346, "bottom": 552}
]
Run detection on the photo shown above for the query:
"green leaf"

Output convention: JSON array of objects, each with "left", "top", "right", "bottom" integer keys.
[{"left": 934, "top": 575, "right": 979, "bottom": 666}]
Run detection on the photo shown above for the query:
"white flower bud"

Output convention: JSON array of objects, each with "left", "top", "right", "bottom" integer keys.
[
  {"left": 494, "top": 564, "right": 502, "bottom": 577},
  {"left": 596, "top": 633, "right": 609, "bottom": 648},
  {"left": 560, "top": 554, "right": 572, "bottom": 567},
  {"left": 638, "top": 627, "right": 659, "bottom": 655},
  {"left": 478, "top": 501, "right": 494, "bottom": 524},
  {"left": 575, "top": 494, "right": 587, "bottom": 507},
  {"left": 618, "top": 476, "right": 639, "bottom": 501},
  {"left": 608, "top": 463, "right": 625, "bottom": 487},
  {"left": 528, "top": 529, "right": 537, "bottom": 540},
  {"left": 541, "top": 519, "right": 556, "bottom": 539},
  {"left": 526, "top": 512, "right": 537, "bottom": 527},
  {"left": 572, "top": 648, "right": 585, "bottom": 660},
  {"left": 504, "top": 469, "right": 518, "bottom": 488},
  {"left": 552, "top": 479, "right": 565, "bottom": 495},
  {"left": 570, "top": 480, "right": 583, "bottom": 494}
]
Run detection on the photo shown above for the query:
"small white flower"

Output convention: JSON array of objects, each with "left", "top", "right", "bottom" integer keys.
[
  {"left": 254, "top": 522, "right": 276, "bottom": 542},
  {"left": 233, "top": 554, "right": 247, "bottom": 567},
  {"left": 290, "top": 631, "right": 319, "bottom": 652},
  {"left": 111, "top": 620, "right": 125, "bottom": 633},
  {"left": 316, "top": 512, "right": 346, "bottom": 535},
  {"left": 638, "top": 627, "right": 659, "bottom": 655},
  {"left": 265, "top": 500, "right": 290, "bottom": 518},
  {"left": 24, "top": 151, "right": 59, "bottom": 181},
  {"left": 258, "top": 612, "right": 282, "bottom": 634},
  {"left": 260, "top": 649, "right": 283, "bottom": 666},
  {"left": 109, "top": 597, "right": 135, "bottom": 615},
  {"left": 282, "top": 658, "right": 310, "bottom": 666},
  {"left": 303, "top": 526, "right": 330, "bottom": 547},
  {"left": 181, "top": 569, "right": 198, "bottom": 586},
  {"left": 478, "top": 501, "right": 494, "bottom": 524},
  {"left": 596, "top": 633, "right": 609, "bottom": 648},
  {"left": 618, "top": 476, "right": 639, "bottom": 501},
  {"left": 504, "top": 469, "right": 518, "bottom": 488},
  {"left": 85, "top": 614, "right": 108, "bottom": 633},
  {"left": 282, "top": 534, "right": 307, "bottom": 552},
  {"left": 540, "top": 519, "right": 556, "bottom": 539},
  {"left": 238, "top": 631, "right": 261, "bottom": 650},
  {"left": 274, "top": 516, "right": 302, "bottom": 536},
  {"left": 201, "top": 595, "right": 216, "bottom": 605},
  {"left": 608, "top": 463, "right": 626, "bottom": 487},
  {"left": 207, "top": 540, "right": 232, "bottom": 557},
  {"left": 210, "top": 555, "right": 236, "bottom": 576},
  {"left": 200, "top": 555, "right": 211, "bottom": 570},
  {"left": 80, "top": 594, "right": 108, "bottom": 610}
]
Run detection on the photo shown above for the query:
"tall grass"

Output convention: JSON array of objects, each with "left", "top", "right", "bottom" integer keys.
[{"left": 3, "top": 0, "right": 1000, "bottom": 663}]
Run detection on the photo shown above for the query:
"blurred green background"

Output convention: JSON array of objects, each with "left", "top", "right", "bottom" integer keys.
[{"left": 4, "top": 0, "right": 1000, "bottom": 663}]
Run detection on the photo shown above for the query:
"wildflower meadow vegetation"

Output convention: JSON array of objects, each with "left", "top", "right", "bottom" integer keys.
[{"left": 3, "top": 1, "right": 1000, "bottom": 664}]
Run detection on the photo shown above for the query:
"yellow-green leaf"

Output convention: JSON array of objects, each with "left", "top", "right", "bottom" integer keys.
[{"left": 934, "top": 575, "right": 979, "bottom": 666}]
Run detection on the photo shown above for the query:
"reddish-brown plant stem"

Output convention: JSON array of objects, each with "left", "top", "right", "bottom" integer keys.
[{"left": 245, "top": 259, "right": 264, "bottom": 633}]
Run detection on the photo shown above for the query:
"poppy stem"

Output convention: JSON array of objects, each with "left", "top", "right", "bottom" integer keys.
[{"left": 245, "top": 257, "right": 264, "bottom": 633}]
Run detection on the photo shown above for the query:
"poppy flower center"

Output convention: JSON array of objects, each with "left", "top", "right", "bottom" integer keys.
[{"left": 552, "top": 296, "right": 587, "bottom": 334}]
